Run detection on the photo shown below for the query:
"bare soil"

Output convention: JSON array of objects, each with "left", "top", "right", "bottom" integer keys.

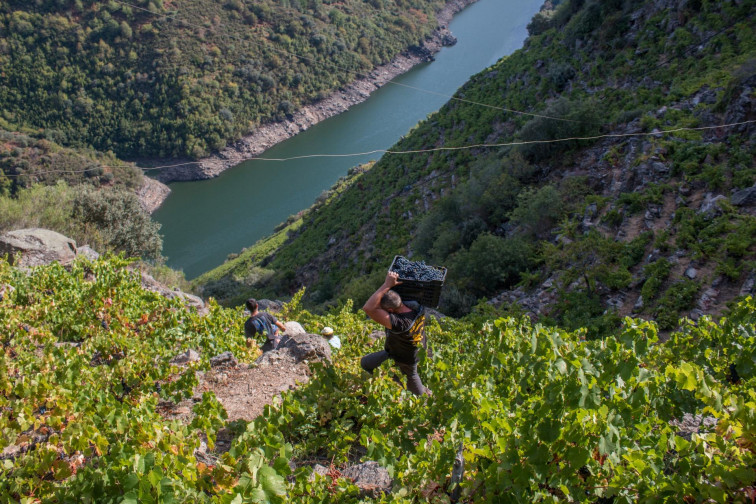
[{"left": 158, "top": 352, "right": 311, "bottom": 426}]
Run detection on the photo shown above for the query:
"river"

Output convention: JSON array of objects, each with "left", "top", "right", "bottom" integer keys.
[{"left": 152, "top": 0, "right": 543, "bottom": 279}]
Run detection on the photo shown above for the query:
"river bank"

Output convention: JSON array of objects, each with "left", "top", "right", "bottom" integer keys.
[{"left": 143, "top": 0, "right": 477, "bottom": 189}]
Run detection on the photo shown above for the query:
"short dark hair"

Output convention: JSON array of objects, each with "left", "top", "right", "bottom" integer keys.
[
  {"left": 380, "top": 290, "right": 402, "bottom": 311},
  {"left": 245, "top": 298, "right": 258, "bottom": 313}
]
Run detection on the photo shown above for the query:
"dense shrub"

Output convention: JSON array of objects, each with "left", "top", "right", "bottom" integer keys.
[
  {"left": 0, "top": 182, "right": 162, "bottom": 261},
  {"left": 71, "top": 186, "right": 162, "bottom": 260}
]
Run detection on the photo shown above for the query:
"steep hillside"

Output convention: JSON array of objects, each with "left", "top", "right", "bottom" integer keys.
[
  {"left": 0, "top": 130, "right": 166, "bottom": 259},
  {"left": 196, "top": 0, "right": 756, "bottom": 336},
  {"left": 2, "top": 255, "right": 755, "bottom": 501},
  {"left": 0, "top": 0, "right": 446, "bottom": 159}
]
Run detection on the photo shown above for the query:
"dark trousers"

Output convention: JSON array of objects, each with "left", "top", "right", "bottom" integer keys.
[
  {"left": 360, "top": 350, "right": 430, "bottom": 396},
  {"left": 260, "top": 334, "right": 282, "bottom": 353}
]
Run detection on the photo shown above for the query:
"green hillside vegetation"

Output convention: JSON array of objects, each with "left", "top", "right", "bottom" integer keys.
[
  {"left": 2, "top": 256, "right": 755, "bottom": 502},
  {"left": 0, "top": 129, "right": 142, "bottom": 196},
  {"left": 0, "top": 0, "right": 444, "bottom": 159},
  {"left": 195, "top": 0, "right": 756, "bottom": 336},
  {"left": 0, "top": 130, "right": 162, "bottom": 260}
]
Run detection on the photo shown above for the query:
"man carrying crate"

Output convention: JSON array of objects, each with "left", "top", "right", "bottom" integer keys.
[{"left": 361, "top": 271, "right": 431, "bottom": 396}]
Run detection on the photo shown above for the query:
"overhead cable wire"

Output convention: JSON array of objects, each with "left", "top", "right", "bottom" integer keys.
[
  {"left": 3, "top": 120, "right": 752, "bottom": 177},
  {"left": 247, "top": 120, "right": 756, "bottom": 161}
]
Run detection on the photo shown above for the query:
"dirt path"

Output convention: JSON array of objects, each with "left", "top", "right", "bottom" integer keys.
[{"left": 158, "top": 330, "right": 331, "bottom": 456}]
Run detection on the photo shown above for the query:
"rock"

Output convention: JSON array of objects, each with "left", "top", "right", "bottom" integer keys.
[
  {"left": 257, "top": 299, "right": 284, "bottom": 312},
  {"left": 309, "top": 464, "right": 330, "bottom": 482},
  {"left": 256, "top": 333, "right": 332, "bottom": 367},
  {"left": 342, "top": 461, "right": 393, "bottom": 498},
  {"left": 697, "top": 287, "right": 719, "bottom": 311},
  {"left": 684, "top": 267, "right": 697, "bottom": 280},
  {"left": 210, "top": 352, "right": 237, "bottom": 368},
  {"left": 740, "top": 272, "right": 755, "bottom": 297},
  {"left": 697, "top": 193, "right": 727, "bottom": 219},
  {"left": 439, "top": 32, "right": 457, "bottom": 47},
  {"left": 136, "top": 176, "right": 171, "bottom": 214},
  {"left": 138, "top": 270, "right": 208, "bottom": 315},
  {"left": 671, "top": 413, "right": 718, "bottom": 441},
  {"left": 0, "top": 228, "right": 77, "bottom": 268},
  {"left": 731, "top": 185, "right": 756, "bottom": 207},
  {"left": 171, "top": 349, "right": 201, "bottom": 365},
  {"left": 423, "top": 307, "right": 446, "bottom": 320},
  {"left": 691, "top": 87, "right": 717, "bottom": 106},
  {"left": 646, "top": 249, "right": 661, "bottom": 263},
  {"left": 76, "top": 245, "right": 100, "bottom": 261},
  {"left": 283, "top": 321, "right": 306, "bottom": 336},
  {"left": 606, "top": 295, "right": 624, "bottom": 310},
  {"left": 283, "top": 333, "right": 332, "bottom": 364},
  {"left": 634, "top": 295, "right": 644, "bottom": 311}
]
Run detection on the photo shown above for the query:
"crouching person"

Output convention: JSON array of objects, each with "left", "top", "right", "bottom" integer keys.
[
  {"left": 244, "top": 298, "right": 286, "bottom": 352},
  {"left": 361, "top": 271, "right": 430, "bottom": 396}
]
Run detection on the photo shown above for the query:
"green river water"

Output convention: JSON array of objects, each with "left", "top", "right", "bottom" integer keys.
[{"left": 152, "top": 0, "right": 543, "bottom": 278}]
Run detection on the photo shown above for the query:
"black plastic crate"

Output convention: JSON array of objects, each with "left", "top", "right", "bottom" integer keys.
[{"left": 388, "top": 255, "right": 447, "bottom": 308}]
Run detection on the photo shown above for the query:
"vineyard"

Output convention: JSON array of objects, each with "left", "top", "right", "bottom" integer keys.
[{"left": 1, "top": 256, "right": 755, "bottom": 502}]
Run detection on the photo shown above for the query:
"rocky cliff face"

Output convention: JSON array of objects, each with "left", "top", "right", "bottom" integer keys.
[{"left": 136, "top": 176, "right": 171, "bottom": 213}]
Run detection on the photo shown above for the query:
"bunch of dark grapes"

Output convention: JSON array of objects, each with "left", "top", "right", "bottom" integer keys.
[{"left": 390, "top": 256, "right": 445, "bottom": 282}]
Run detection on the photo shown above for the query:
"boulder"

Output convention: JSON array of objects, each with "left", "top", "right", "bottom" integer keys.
[
  {"left": 342, "top": 461, "right": 393, "bottom": 498},
  {"left": 731, "top": 185, "right": 756, "bottom": 207},
  {"left": 255, "top": 332, "right": 332, "bottom": 367},
  {"left": 697, "top": 193, "right": 727, "bottom": 219},
  {"left": 283, "top": 321, "right": 306, "bottom": 336},
  {"left": 282, "top": 333, "right": 332, "bottom": 363},
  {"left": 77, "top": 245, "right": 100, "bottom": 261},
  {"left": 0, "top": 228, "right": 77, "bottom": 268}
]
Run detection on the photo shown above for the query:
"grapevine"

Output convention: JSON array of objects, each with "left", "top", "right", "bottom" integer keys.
[{"left": 0, "top": 256, "right": 754, "bottom": 502}]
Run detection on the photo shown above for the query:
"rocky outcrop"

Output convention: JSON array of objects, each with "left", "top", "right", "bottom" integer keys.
[
  {"left": 731, "top": 184, "right": 756, "bottom": 208},
  {"left": 136, "top": 176, "right": 171, "bottom": 213},
  {"left": 149, "top": 0, "right": 476, "bottom": 184},
  {"left": 0, "top": 228, "right": 208, "bottom": 314},
  {"left": 0, "top": 228, "right": 77, "bottom": 268},
  {"left": 138, "top": 269, "right": 208, "bottom": 315}
]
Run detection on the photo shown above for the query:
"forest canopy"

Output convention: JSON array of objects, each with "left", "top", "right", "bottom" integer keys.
[{"left": 0, "top": 0, "right": 445, "bottom": 159}]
